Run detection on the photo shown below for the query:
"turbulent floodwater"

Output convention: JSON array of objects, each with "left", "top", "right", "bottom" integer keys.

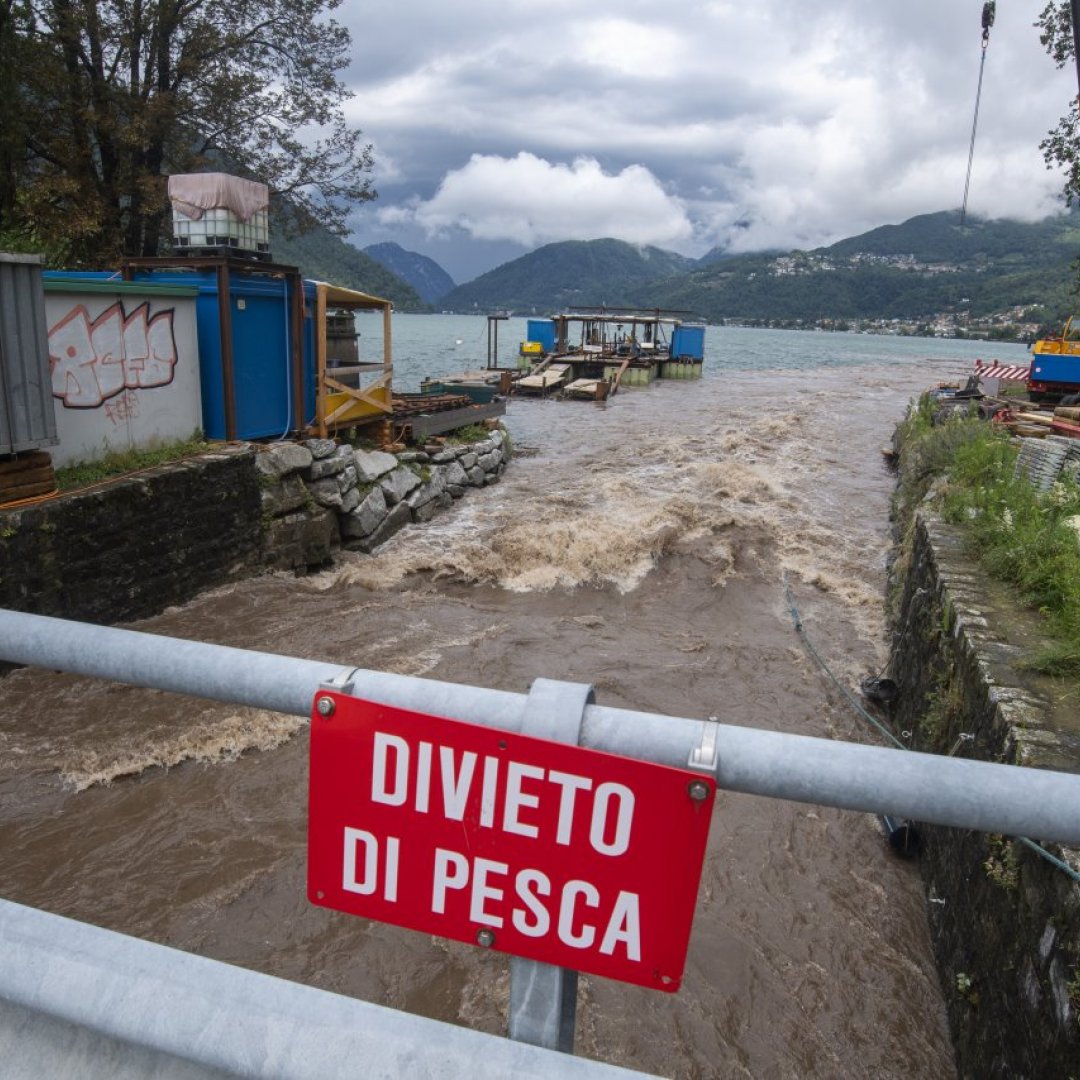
[{"left": 0, "top": 324, "right": 1033, "bottom": 1077}]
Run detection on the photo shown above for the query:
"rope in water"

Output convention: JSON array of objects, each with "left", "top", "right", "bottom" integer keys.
[
  {"left": 783, "top": 576, "right": 905, "bottom": 750},
  {"left": 782, "top": 575, "right": 1080, "bottom": 885}
]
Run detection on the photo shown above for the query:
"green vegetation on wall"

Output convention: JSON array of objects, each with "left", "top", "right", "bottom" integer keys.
[{"left": 893, "top": 398, "right": 1080, "bottom": 675}]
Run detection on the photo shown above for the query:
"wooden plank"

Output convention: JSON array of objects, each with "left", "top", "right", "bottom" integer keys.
[
  {"left": 316, "top": 284, "right": 328, "bottom": 438},
  {"left": 325, "top": 364, "right": 387, "bottom": 375},
  {"left": 405, "top": 402, "right": 506, "bottom": 440},
  {"left": 610, "top": 357, "right": 630, "bottom": 395},
  {"left": 216, "top": 263, "right": 237, "bottom": 442},
  {"left": 290, "top": 270, "right": 305, "bottom": 438},
  {"left": 324, "top": 372, "right": 393, "bottom": 425}
]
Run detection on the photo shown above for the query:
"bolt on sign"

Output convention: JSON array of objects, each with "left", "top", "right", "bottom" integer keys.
[{"left": 307, "top": 693, "right": 716, "bottom": 991}]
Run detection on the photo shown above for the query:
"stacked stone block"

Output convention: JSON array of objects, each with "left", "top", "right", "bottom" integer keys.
[{"left": 256, "top": 427, "right": 511, "bottom": 569}]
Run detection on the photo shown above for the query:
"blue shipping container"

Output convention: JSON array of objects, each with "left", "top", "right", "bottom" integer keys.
[
  {"left": 526, "top": 319, "right": 557, "bottom": 354},
  {"left": 126, "top": 269, "right": 315, "bottom": 440},
  {"left": 671, "top": 325, "right": 705, "bottom": 361}
]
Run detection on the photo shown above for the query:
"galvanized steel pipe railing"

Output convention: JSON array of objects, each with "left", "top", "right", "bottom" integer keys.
[{"left": 1, "top": 609, "right": 1080, "bottom": 846}]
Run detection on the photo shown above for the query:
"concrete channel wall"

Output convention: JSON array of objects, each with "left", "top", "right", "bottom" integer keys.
[
  {"left": 889, "top": 510, "right": 1080, "bottom": 1077},
  {"left": 0, "top": 427, "right": 510, "bottom": 626}
]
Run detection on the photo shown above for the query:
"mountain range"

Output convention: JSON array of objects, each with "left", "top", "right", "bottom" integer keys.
[
  {"left": 362, "top": 242, "right": 456, "bottom": 305},
  {"left": 436, "top": 239, "right": 697, "bottom": 313},
  {"left": 270, "top": 224, "right": 429, "bottom": 312},
  {"left": 273, "top": 210, "right": 1080, "bottom": 328}
]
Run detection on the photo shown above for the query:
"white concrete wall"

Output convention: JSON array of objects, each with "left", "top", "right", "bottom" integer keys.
[{"left": 44, "top": 286, "right": 202, "bottom": 467}]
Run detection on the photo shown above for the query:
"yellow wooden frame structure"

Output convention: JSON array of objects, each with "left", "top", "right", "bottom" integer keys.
[{"left": 313, "top": 282, "right": 394, "bottom": 437}]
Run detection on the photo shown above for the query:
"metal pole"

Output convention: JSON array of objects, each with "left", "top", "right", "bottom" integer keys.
[
  {"left": 506, "top": 678, "right": 593, "bottom": 1053},
  {"left": 2, "top": 609, "right": 1080, "bottom": 845}
]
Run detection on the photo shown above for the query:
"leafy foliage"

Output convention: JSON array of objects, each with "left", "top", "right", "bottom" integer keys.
[
  {"left": 895, "top": 399, "right": 1080, "bottom": 675},
  {"left": 942, "top": 426, "right": 1080, "bottom": 673},
  {"left": 1039, "top": 3, "right": 1080, "bottom": 208},
  {"left": 1, "top": 0, "right": 375, "bottom": 265}
]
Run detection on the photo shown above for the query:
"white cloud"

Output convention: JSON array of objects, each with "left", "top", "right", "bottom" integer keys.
[
  {"left": 379, "top": 153, "right": 694, "bottom": 249},
  {"left": 343, "top": 0, "right": 1078, "bottom": 272}
]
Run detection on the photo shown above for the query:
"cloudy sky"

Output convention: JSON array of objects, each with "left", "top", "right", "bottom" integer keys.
[{"left": 336, "top": 0, "right": 1077, "bottom": 283}]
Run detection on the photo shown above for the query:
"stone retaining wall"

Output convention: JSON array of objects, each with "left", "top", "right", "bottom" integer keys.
[
  {"left": 0, "top": 426, "right": 511, "bottom": 623},
  {"left": 0, "top": 446, "right": 262, "bottom": 624},
  {"left": 258, "top": 426, "right": 510, "bottom": 571},
  {"left": 889, "top": 510, "right": 1080, "bottom": 1077}
]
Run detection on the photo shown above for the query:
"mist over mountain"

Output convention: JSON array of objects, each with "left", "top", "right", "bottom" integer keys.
[
  {"left": 649, "top": 212, "right": 1080, "bottom": 326},
  {"left": 273, "top": 209, "right": 1080, "bottom": 330},
  {"left": 436, "top": 212, "right": 1080, "bottom": 328}
]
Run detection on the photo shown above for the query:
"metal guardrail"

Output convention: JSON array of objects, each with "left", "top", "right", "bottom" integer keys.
[
  {"left": 2, "top": 607, "right": 1080, "bottom": 1076},
  {"left": 0, "top": 896, "right": 646, "bottom": 1079},
  {"left": 1, "top": 609, "right": 1079, "bottom": 844}
]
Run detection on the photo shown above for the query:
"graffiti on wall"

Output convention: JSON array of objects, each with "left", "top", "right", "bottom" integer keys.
[
  {"left": 103, "top": 390, "right": 141, "bottom": 427},
  {"left": 48, "top": 302, "right": 178, "bottom": 409}
]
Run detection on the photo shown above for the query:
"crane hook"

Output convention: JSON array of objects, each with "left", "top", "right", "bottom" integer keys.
[{"left": 981, "top": 1, "right": 996, "bottom": 48}]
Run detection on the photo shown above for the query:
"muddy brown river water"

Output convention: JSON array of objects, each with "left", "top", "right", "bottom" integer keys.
[{"left": 3, "top": 330, "right": 1024, "bottom": 1077}]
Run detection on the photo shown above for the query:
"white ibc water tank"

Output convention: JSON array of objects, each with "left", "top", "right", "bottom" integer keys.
[{"left": 168, "top": 173, "right": 270, "bottom": 259}]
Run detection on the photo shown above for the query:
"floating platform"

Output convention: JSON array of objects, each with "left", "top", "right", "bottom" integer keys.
[
  {"left": 515, "top": 364, "right": 571, "bottom": 395},
  {"left": 513, "top": 308, "right": 705, "bottom": 400}
]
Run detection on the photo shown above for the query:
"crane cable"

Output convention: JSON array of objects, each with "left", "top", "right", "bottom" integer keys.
[{"left": 960, "top": 2, "right": 996, "bottom": 229}]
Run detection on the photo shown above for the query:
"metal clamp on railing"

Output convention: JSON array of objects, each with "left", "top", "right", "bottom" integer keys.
[
  {"left": 508, "top": 677, "right": 596, "bottom": 1055},
  {"left": 689, "top": 715, "right": 720, "bottom": 775},
  {"left": 317, "top": 666, "right": 361, "bottom": 706}
]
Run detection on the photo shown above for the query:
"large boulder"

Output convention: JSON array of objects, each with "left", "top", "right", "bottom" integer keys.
[
  {"left": 254, "top": 443, "right": 313, "bottom": 480},
  {"left": 341, "top": 486, "right": 388, "bottom": 539},
  {"left": 380, "top": 466, "right": 422, "bottom": 505},
  {"left": 308, "top": 477, "right": 344, "bottom": 510},
  {"left": 442, "top": 460, "right": 469, "bottom": 489},
  {"left": 354, "top": 449, "right": 399, "bottom": 484},
  {"left": 304, "top": 438, "right": 337, "bottom": 460},
  {"left": 354, "top": 501, "right": 412, "bottom": 553},
  {"left": 309, "top": 454, "right": 349, "bottom": 480},
  {"left": 264, "top": 507, "right": 339, "bottom": 572},
  {"left": 406, "top": 469, "right": 447, "bottom": 510}
]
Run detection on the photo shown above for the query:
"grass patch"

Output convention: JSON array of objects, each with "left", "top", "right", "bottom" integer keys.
[
  {"left": 445, "top": 423, "right": 492, "bottom": 445},
  {"left": 55, "top": 434, "right": 212, "bottom": 491},
  {"left": 896, "top": 394, "right": 1080, "bottom": 675}
]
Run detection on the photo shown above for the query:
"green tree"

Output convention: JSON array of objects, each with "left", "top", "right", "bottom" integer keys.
[
  {"left": 1039, "top": 2, "right": 1080, "bottom": 204},
  {"left": 1, "top": 0, "right": 375, "bottom": 265}
]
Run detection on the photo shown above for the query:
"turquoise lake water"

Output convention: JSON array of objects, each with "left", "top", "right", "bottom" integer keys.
[{"left": 352, "top": 311, "right": 1033, "bottom": 391}]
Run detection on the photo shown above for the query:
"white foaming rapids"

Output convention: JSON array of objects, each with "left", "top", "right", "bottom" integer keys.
[{"left": 60, "top": 709, "right": 306, "bottom": 791}]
